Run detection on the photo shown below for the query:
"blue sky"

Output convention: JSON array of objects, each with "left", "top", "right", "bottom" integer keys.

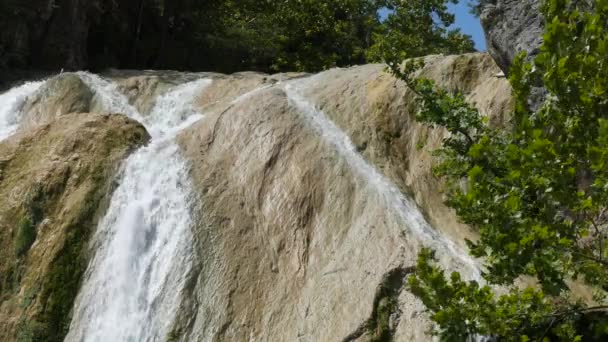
[
  {"left": 449, "top": 1, "right": 486, "bottom": 51},
  {"left": 379, "top": 0, "right": 486, "bottom": 51}
]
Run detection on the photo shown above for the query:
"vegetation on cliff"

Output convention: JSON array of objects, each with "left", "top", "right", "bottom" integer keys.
[{"left": 390, "top": 0, "right": 608, "bottom": 340}]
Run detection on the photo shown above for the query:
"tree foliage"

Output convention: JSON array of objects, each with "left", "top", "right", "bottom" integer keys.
[
  {"left": 366, "top": 0, "right": 475, "bottom": 63},
  {"left": 387, "top": 0, "right": 608, "bottom": 339},
  {"left": 196, "top": 0, "right": 475, "bottom": 72},
  {"left": 196, "top": 0, "right": 379, "bottom": 72},
  {"left": 1, "top": 0, "right": 475, "bottom": 72}
]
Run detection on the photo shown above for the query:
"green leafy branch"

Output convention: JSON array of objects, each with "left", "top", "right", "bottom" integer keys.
[{"left": 381, "top": 0, "right": 608, "bottom": 339}]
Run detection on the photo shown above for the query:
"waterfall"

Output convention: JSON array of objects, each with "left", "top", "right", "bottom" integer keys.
[
  {"left": 284, "top": 81, "right": 481, "bottom": 281},
  {"left": 1, "top": 68, "right": 488, "bottom": 341},
  {"left": 75, "top": 72, "right": 144, "bottom": 120},
  {"left": 65, "top": 77, "right": 212, "bottom": 342},
  {"left": 0, "top": 80, "right": 45, "bottom": 140}
]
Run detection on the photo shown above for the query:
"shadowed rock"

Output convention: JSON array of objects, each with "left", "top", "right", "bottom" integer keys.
[{"left": 480, "top": 0, "right": 544, "bottom": 75}]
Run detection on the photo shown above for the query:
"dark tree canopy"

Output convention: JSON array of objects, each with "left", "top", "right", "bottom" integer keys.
[{"left": 0, "top": 0, "right": 475, "bottom": 73}]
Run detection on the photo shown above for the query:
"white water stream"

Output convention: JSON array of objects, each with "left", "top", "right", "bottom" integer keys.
[
  {"left": 284, "top": 81, "right": 481, "bottom": 280},
  {"left": 64, "top": 76, "right": 211, "bottom": 342},
  {"left": 0, "top": 80, "right": 45, "bottom": 140}
]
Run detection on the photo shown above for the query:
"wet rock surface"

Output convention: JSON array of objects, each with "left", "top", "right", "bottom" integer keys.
[
  {"left": 0, "top": 113, "right": 148, "bottom": 341},
  {"left": 173, "top": 53, "right": 512, "bottom": 341},
  {"left": 0, "top": 52, "right": 513, "bottom": 341},
  {"left": 19, "top": 73, "right": 94, "bottom": 129}
]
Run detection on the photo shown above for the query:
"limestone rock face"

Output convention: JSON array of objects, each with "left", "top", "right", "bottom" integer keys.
[
  {"left": 0, "top": 53, "right": 514, "bottom": 342},
  {"left": 114, "top": 76, "right": 178, "bottom": 115},
  {"left": 0, "top": 114, "right": 149, "bottom": 342},
  {"left": 173, "top": 53, "right": 512, "bottom": 341},
  {"left": 107, "top": 70, "right": 213, "bottom": 114},
  {"left": 20, "top": 73, "right": 93, "bottom": 129},
  {"left": 297, "top": 53, "right": 512, "bottom": 245}
]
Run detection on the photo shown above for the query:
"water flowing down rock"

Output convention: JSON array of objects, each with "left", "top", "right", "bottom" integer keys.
[
  {"left": 0, "top": 113, "right": 149, "bottom": 342},
  {"left": 0, "top": 81, "right": 46, "bottom": 141},
  {"left": 66, "top": 78, "right": 212, "bottom": 342},
  {"left": 0, "top": 53, "right": 513, "bottom": 341},
  {"left": 173, "top": 53, "right": 512, "bottom": 341}
]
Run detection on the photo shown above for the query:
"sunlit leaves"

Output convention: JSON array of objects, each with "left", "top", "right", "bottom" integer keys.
[
  {"left": 392, "top": 0, "right": 608, "bottom": 339},
  {"left": 366, "top": 0, "right": 475, "bottom": 63}
]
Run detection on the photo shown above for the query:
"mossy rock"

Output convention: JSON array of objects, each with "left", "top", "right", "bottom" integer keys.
[
  {"left": 13, "top": 216, "right": 35, "bottom": 257},
  {"left": 0, "top": 113, "right": 149, "bottom": 341}
]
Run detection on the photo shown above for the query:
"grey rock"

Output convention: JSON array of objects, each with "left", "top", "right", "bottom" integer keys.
[
  {"left": 480, "top": 0, "right": 544, "bottom": 75},
  {"left": 479, "top": 0, "right": 594, "bottom": 111}
]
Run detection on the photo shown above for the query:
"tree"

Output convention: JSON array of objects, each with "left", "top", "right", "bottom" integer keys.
[
  {"left": 1, "top": 0, "right": 475, "bottom": 72},
  {"left": 194, "top": 0, "right": 476, "bottom": 72},
  {"left": 366, "top": 0, "right": 476, "bottom": 63},
  {"left": 191, "top": 0, "right": 384, "bottom": 72},
  {"left": 387, "top": 0, "right": 608, "bottom": 339}
]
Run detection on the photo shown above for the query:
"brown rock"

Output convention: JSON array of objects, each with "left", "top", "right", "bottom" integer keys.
[
  {"left": 20, "top": 73, "right": 93, "bottom": 129},
  {"left": 172, "top": 53, "right": 512, "bottom": 341},
  {"left": 297, "top": 53, "right": 513, "bottom": 246},
  {"left": 0, "top": 113, "right": 149, "bottom": 342}
]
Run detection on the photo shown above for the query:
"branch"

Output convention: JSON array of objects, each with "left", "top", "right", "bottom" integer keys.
[
  {"left": 549, "top": 305, "right": 608, "bottom": 318},
  {"left": 456, "top": 127, "right": 475, "bottom": 148},
  {"left": 571, "top": 250, "right": 608, "bottom": 267}
]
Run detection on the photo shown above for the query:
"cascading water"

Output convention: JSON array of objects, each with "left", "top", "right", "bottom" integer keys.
[
  {"left": 0, "top": 69, "right": 487, "bottom": 341},
  {"left": 284, "top": 80, "right": 481, "bottom": 280},
  {"left": 75, "top": 72, "right": 144, "bottom": 120},
  {"left": 0, "top": 80, "right": 45, "bottom": 140},
  {"left": 65, "top": 77, "right": 212, "bottom": 342}
]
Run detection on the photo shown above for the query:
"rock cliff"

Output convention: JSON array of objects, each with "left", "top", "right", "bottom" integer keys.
[
  {"left": 172, "top": 53, "right": 511, "bottom": 341},
  {"left": 0, "top": 52, "right": 513, "bottom": 342},
  {"left": 0, "top": 114, "right": 148, "bottom": 341},
  {"left": 479, "top": 0, "right": 544, "bottom": 74}
]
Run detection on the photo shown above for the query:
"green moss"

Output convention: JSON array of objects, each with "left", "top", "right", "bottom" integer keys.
[
  {"left": 27, "top": 186, "right": 45, "bottom": 225},
  {"left": 370, "top": 296, "right": 398, "bottom": 342},
  {"left": 14, "top": 216, "right": 36, "bottom": 257},
  {"left": 367, "top": 296, "right": 398, "bottom": 342},
  {"left": 416, "top": 130, "right": 428, "bottom": 151},
  {"left": 20, "top": 284, "right": 39, "bottom": 310},
  {"left": 36, "top": 230, "right": 88, "bottom": 341},
  {"left": 167, "top": 328, "right": 182, "bottom": 342},
  {"left": 34, "top": 170, "right": 109, "bottom": 342},
  {"left": 1, "top": 264, "right": 15, "bottom": 298},
  {"left": 35, "top": 199, "right": 101, "bottom": 341},
  {"left": 13, "top": 185, "right": 47, "bottom": 257},
  {"left": 365, "top": 268, "right": 410, "bottom": 342},
  {"left": 16, "top": 319, "right": 47, "bottom": 342}
]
